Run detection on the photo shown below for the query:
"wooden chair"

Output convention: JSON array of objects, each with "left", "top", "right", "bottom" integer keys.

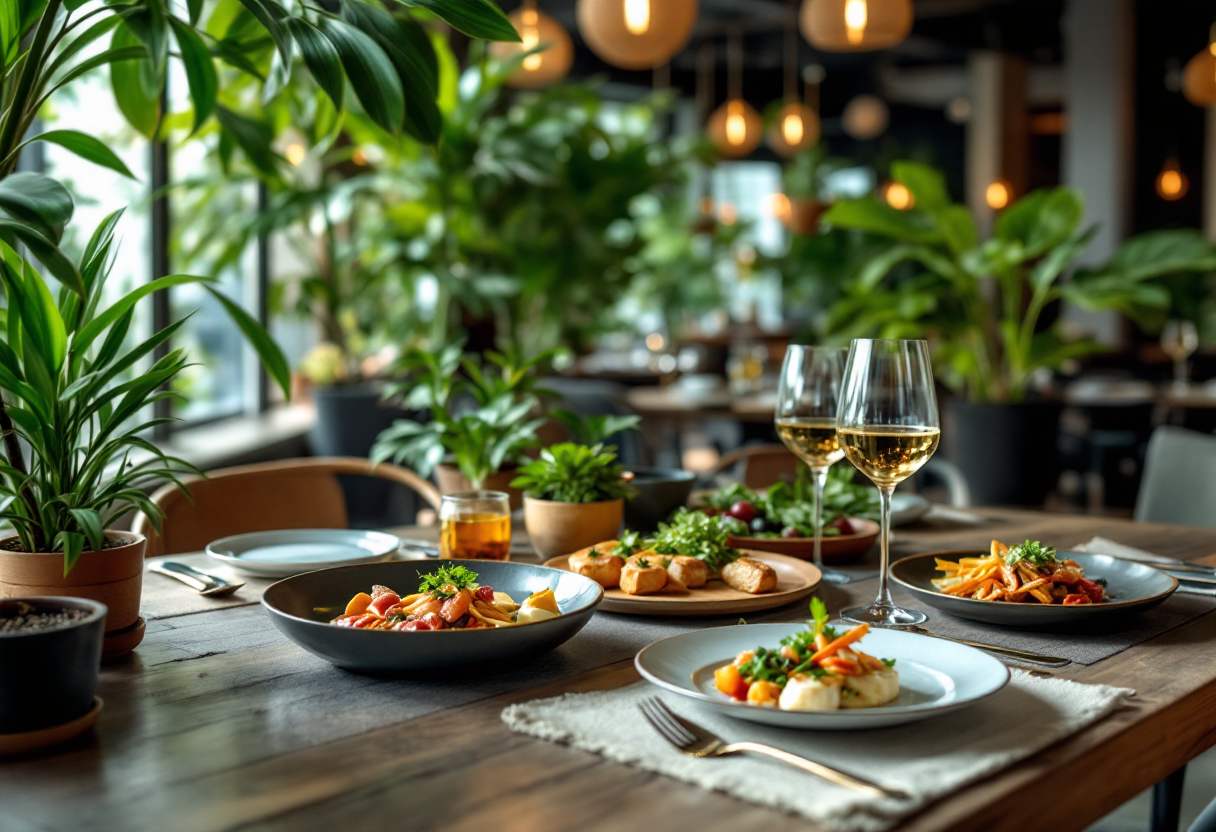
[{"left": 132, "top": 457, "right": 442, "bottom": 558}]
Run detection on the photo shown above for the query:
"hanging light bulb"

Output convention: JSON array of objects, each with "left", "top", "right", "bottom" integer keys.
[
  {"left": 577, "top": 0, "right": 697, "bottom": 70},
  {"left": 490, "top": 3, "right": 574, "bottom": 88},
  {"left": 1156, "top": 158, "right": 1189, "bottom": 201},
  {"left": 1183, "top": 25, "right": 1216, "bottom": 107},
  {"left": 986, "top": 180, "right": 1012, "bottom": 210},
  {"left": 800, "top": 0, "right": 912, "bottom": 53},
  {"left": 842, "top": 94, "right": 888, "bottom": 140},
  {"left": 782, "top": 110, "right": 805, "bottom": 145},
  {"left": 708, "top": 32, "right": 763, "bottom": 157},
  {"left": 767, "top": 23, "right": 821, "bottom": 157},
  {"left": 884, "top": 181, "right": 914, "bottom": 211},
  {"left": 725, "top": 102, "right": 748, "bottom": 145}
]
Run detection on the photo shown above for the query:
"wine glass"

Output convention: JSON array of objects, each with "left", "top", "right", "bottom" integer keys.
[
  {"left": 1161, "top": 320, "right": 1199, "bottom": 390},
  {"left": 837, "top": 339, "right": 940, "bottom": 626},
  {"left": 775, "top": 345, "right": 849, "bottom": 584}
]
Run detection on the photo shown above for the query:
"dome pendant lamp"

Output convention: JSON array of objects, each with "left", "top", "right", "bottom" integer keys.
[
  {"left": 576, "top": 0, "right": 699, "bottom": 70},
  {"left": 708, "top": 31, "right": 763, "bottom": 158},
  {"left": 768, "top": 13, "right": 820, "bottom": 157},
  {"left": 491, "top": 0, "right": 574, "bottom": 88},
  {"left": 800, "top": 0, "right": 913, "bottom": 53},
  {"left": 1183, "top": 24, "right": 1216, "bottom": 107}
]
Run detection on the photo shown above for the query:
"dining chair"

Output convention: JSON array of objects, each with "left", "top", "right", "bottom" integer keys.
[
  {"left": 132, "top": 457, "right": 443, "bottom": 558},
  {"left": 1134, "top": 426, "right": 1216, "bottom": 529}
]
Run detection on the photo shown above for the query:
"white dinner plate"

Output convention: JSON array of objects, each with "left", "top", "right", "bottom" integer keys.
[
  {"left": 890, "top": 493, "right": 931, "bottom": 526},
  {"left": 206, "top": 529, "right": 401, "bottom": 577},
  {"left": 635, "top": 622, "right": 1009, "bottom": 730}
]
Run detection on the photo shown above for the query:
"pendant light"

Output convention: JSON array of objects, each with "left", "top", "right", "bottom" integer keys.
[
  {"left": 842, "top": 94, "right": 888, "bottom": 140},
  {"left": 800, "top": 0, "right": 913, "bottom": 53},
  {"left": 1183, "top": 24, "right": 1216, "bottom": 107},
  {"left": 1156, "top": 158, "right": 1189, "bottom": 201},
  {"left": 708, "top": 31, "right": 762, "bottom": 158},
  {"left": 768, "top": 13, "right": 820, "bottom": 157},
  {"left": 576, "top": 0, "right": 698, "bottom": 70},
  {"left": 490, "top": 1, "right": 573, "bottom": 88}
]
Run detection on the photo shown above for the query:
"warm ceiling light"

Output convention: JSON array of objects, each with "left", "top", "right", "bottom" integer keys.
[
  {"left": 645, "top": 331, "right": 665, "bottom": 351},
  {"left": 623, "top": 0, "right": 650, "bottom": 34},
  {"left": 285, "top": 143, "right": 306, "bottom": 166},
  {"left": 491, "top": 5, "right": 574, "bottom": 88},
  {"left": 576, "top": 0, "right": 697, "bottom": 70},
  {"left": 718, "top": 203, "right": 738, "bottom": 225},
  {"left": 800, "top": 0, "right": 912, "bottom": 53},
  {"left": 1183, "top": 27, "right": 1216, "bottom": 107},
  {"left": 708, "top": 99, "right": 763, "bottom": 157},
  {"left": 1156, "top": 158, "right": 1189, "bottom": 201},
  {"left": 770, "top": 192, "right": 791, "bottom": 219},
  {"left": 884, "top": 181, "right": 914, "bottom": 210},
  {"left": 842, "top": 94, "right": 888, "bottom": 140},
  {"left": 769, "top": 102, "right": 820, "bottom": 157},
  {"left": 986, "top": 180, "right": 1012, "bottom": 210}
]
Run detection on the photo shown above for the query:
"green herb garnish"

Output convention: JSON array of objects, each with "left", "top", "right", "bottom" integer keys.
[
  {"left": 650, "top": 509, "right": 743, "bottom": 571},
  {"left": 1004, "top": 540, "right": 1058, "bottom": 568},
  {"left": 882, "top": 658, "right": 897, "bottom": 667},
  {"left": 697, "top": 465, "right": 878, "bottom": 537},
  {"left": 612, "top": 530, "right": 643, "bottom": 559},
  {"left": 417, "top": 564, "right": 479, "bottom": 597},
  {"left": 635, "top": 558, "right": 652, "bottom": 569}
]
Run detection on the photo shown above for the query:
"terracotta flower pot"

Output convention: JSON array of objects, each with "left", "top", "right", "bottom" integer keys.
[
  {"left": 786, "top": 198, "right": 827, "bottom": 236},
  {"left": 524, "top": 496, "right": 623, "bottom": 559},
  {"left": 0, "top": 532, "right": 146, "bottom": 656},
  {"left": 435, "top": 464, "right": 524, "bottom": 511}
]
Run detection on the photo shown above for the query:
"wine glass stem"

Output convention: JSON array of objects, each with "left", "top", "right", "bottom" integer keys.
[
  {"left": 812, "top": 466, "right": 828, "bottom": 573},
  {"left": 1175, "top": 358, "right": 1188, "bottom": 385},
  {"left": 875, "top": 485, "right": 895, "bottom": 610}
]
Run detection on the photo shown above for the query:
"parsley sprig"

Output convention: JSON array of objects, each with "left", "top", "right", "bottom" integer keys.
[
  {"left": 650, "top": 509, "right": 743, "bottom": 571},
  {"left": 1004, "top": 540, "right": 1058, "bottom": 568},
  {"left": 417, "top": 564, "right": 479, "bottom": 597}
]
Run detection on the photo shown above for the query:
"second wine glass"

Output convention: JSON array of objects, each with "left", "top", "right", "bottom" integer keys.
[
  {"left": 837, "top": 339, "right": 940, "bottom": 626},
  {"left": 775, "top": 345, "right": 849, "bottom": 584}
]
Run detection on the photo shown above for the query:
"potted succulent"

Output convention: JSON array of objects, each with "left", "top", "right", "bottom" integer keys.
[
  {"left": 822, "top": 161, "right": 1216, "bottom": 504},
  {"left": 372, "top": 343, "right": 564, "bottom": 509},
  {"left": 0, "top": 214, "right": 291, "bottom": 657},
  {"left": 511, "top": 443, "right": 635, "bottom": 558}
]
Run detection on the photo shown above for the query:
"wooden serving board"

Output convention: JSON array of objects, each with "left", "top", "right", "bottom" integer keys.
[{"left": 542, "top": 550, "right": 821, "bottom": 616}]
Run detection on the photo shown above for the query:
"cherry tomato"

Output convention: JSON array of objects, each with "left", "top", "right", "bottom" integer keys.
[
  {"left": 368, "top": 592, "right": 401, "bottom": 617},
  {"left": 827, "top": 516, "right": 855, "bottom": 536},
  {"left": 728, "top": 501, "right": 758, "bottom": 523},
  {"left": 475, "top": 586, "right": 496, "bottom": 603},
  {"left": 781, "top": 526, "right": 803, "bottom": 538}
]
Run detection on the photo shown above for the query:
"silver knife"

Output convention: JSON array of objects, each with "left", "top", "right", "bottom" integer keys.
[{"left": 149, "top": 560, "right": 245, "bottom": 597}]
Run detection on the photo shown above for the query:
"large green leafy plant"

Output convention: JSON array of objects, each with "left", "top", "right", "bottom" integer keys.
[
  {"left": 0, "top": 212, "right": 290, "bottom": 571},
  {"left": 822, "top": 161, "right": 1216, "bottom": 402},
  {"left": 510, "top": 443, "right": 633, "bottom": 504},
  {"left": 371, "top": 343, "right": 563, "bottom": 489}
]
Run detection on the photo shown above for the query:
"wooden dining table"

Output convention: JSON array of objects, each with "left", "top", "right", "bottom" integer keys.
[{"left": 3, "top": 508, "right": 1216, "bottom": 832}]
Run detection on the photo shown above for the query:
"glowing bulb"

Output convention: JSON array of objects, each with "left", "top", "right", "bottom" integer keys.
[
  {"left": 719, "top": 203, "right": 738, "bottom": 225},
  {"left": 884, "top": 182, "right": 913, "bottom": 211},
  {"left": 782, "top": 112, "right": 804, "bottom": 146},
  {"left": 844, "top": 0, "right": 868, "bottom": 45},
  {"left": 725, "top": 102, "right": 747, "bottom": 146},
  {"left": 520, "top": 11, "right": 542, "bottom": 72},
  {"left": 351, "top": 148, "right": 368, "bottom": 166},
  {"left": 986, "top": 180, "right": 1011, "bottom": 210},
  {"left": 1157, "top": 159, "right": 1189, "bottom": 201},
  {"left": 624, "top": 0, "right": 650, "bottom": 35},
  {"left": 285, "top": 143, "right": 306, "bottom": 167},
  {"left": 770, "top": 192, "right": 791, "bottom": 220},
  {"left": 645, "top": 332, "right": 665, "bottom": 351}
]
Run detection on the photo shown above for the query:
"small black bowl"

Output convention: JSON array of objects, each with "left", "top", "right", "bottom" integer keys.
[
  {"left": 624, "top": 467, "right": 697, "bottom": 532},
  {"left": 0, "top": 597, "right": 106, "bottom": 734}
]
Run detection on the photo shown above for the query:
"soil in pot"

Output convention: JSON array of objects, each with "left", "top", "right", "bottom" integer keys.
[{"left": 0, "top": 597, "right": 105, "bottom": 738}]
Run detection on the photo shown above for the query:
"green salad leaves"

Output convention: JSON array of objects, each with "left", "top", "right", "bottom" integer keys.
[
  {"left": 1004, "top": 540, "right": 1058, "bottom": 568},
  {"left": 418, "top": 564, "right": 479, "bottom": 596},
  {"left": 650, "top": 509, "right": 744, "bottom": 572}
]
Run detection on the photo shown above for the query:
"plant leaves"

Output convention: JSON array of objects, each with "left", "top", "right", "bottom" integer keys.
[
  {"left": 168, "top": 17, "right": 218, "bottom": 134},
  {"left": 214, "top": 105, "right": 280, "bottom": 177},
  {"left": 20, "top": 130, "right": 136, "bottom": 179},
  {"left": 994, "top": 187, "right": 1083, "bottom": 258},
  {"left": 0, "top": 173, "right": 73, "bottom": 243},
  {"left": 68, "top": 508, "right": 104, "bottom": 553},
  {"left": 202, "top": 286, "right": 291, "bottom": 400},
  {"left": 891, "top": 161, "right": 950, "bottom": 213},
  {"left": 0, "top": 220, "right": 84, "bottom": 295},
  {"left": 822, "top": 198, "right": 942, "bottom": 245},
  {"left": 110, "top": 24, "right": 161, "bottom": 137},
  {"left": 317, "top": 15, "right": 405, "bottom": 134},
  {"left": 401, "top": 0, "right": 520, "bottom": 42},
  {"left": 285, "top": 17, "right": 344, "bottom": 111}
]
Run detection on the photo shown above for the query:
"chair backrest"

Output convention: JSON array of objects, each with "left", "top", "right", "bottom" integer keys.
[
  {"left": 1134, "top": 427, "right": 1216, "bottom": 528},
  {"left": 132, "top": 457, "right": 442, "bottom": 558},
  {"left": 707, "top": 444, "right": 798, "bottom": 489}
]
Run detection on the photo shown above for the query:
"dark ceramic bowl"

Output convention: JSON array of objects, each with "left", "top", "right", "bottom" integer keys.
[
  {"left": 624, "top": 467, "right": 697, "bottom": 532},
  {"left": 890, "top": 550, "right": 1178, "bottom": 628},
  {"left": 0, "top": 597, "right": 106, "bottom": 734},
  {"left": 262, "top": 560, "right": 603, "bottom": 672}
]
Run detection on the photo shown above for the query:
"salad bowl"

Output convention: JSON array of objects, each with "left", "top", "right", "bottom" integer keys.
[
  {"left": 262, "top": 560, "right": 603, "bottom": 672},
  {"left": 727, "top": 517, "right": 879, "bottom": 563}
]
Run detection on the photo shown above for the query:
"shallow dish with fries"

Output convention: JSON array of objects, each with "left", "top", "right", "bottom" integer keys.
[
  {"left": 890, "top": 549, "right": 1178, "bottom": 627},
  {"left": 635, "top": 622, "right": 1009, "bottom": 730}
]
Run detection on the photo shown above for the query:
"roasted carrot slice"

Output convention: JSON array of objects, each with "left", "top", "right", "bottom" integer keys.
[{"left": 811, "top": 624, "right": 869, "bottom": 663}]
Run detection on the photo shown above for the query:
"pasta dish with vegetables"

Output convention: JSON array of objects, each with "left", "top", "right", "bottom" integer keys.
[
  {"left": 330, "top": 564, "right": 562, "bottom": 630},
  {"left": 714, "top": 599, "right": 899, "bottom": 711},
  {"left": 932, "top": 540, "right": 1107, "bottom": 605}
]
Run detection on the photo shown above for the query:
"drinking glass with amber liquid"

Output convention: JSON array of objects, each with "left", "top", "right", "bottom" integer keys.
[
  {"left": 837, "top": 339, "right": 940, "bottom": 626},
  {"left": 775, "top": 345, "right": 848, "bottom": 584},
  {"left": 439, "top": 491, "right": 511, "bottom": 560}
]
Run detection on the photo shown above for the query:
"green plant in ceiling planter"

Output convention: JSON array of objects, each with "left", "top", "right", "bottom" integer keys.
[
  {"left": 0, "top": 211, "right": 291, "bottom": 571},
  {"left": 821, "top": 161, "right": 1216, "bottom": 403},
  {"left": 371, "top": 342, "right": 566, "bottom": 490}
]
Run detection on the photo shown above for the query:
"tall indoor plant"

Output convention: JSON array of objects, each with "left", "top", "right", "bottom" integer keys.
[{"left": 822, "top": 161, "right": 1216, "bottom": 503}]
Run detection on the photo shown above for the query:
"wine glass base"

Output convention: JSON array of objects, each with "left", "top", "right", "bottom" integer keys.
[
  {"left": 840, "top": 603, "right": 927, "bottom": 627},
  {"left": 818, "top": 569, "right": 850, "bottom": 584}
]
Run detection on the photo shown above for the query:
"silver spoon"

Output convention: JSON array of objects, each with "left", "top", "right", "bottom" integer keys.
[
  {"left": 149, "top": 560, "right": 245, "bottom": 597},
  {"left": 893, "top": 624, "right": 1070, "bottom": 667}
]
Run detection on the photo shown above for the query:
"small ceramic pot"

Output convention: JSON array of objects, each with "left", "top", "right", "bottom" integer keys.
[
  {"left": 0, "top": 531, "right": 146, "bottom": 654},
  {"left": 786, "top": 198, "right": 827, "bottom": 235},
  {"left": 0, "top": 596, "right": 105, "bottom": 735},
  {"left": 624, "top": 467, "right": 696, "bottom": 532},
  {"left": 524, "top": 497, "right": 624, "bottom": 558},
  {"left": 436, "top": 464, "right": 524, "bottom": 511}
]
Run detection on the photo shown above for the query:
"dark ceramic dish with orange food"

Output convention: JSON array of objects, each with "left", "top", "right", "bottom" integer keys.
[{"left": 262, "top": 560, "right": 602, "bottom": 672}]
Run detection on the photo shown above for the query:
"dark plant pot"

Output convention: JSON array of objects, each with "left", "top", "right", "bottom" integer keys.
[
  {"left": 786, "top": 198, "right": 827, "bottom": 235},
  {"left": 0, "top": 597, "right": 105, "bottom": 735},
  {"left": 624, "top": 467, "right": 696, "bottom": 532},
  {"left": 946, "top": 400, "right": 1062, "bottom": 507}
]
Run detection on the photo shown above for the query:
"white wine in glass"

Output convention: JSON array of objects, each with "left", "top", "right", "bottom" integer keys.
[
  {"left": 775, "top": 346, "right": 849, "bottom": 584},
  {"left": 837, "top": 339, "right": 940, "bottom": 626}
]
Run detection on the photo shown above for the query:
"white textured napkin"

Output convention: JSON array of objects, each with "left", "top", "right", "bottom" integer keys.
[
  {"left": 503, "top": 673, "right": 1134, "bottom": 832},
  {"left": 1074, "top": 537, "right": 1216, "bottom": 597}
]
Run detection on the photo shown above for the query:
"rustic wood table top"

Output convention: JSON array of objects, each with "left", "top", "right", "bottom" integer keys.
[{"left": 4, "top": 508, "right": 1216, "bottom": 832}]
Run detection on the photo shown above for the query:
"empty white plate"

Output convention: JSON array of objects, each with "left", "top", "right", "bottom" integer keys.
[
  {"left": 635, "top": 623, "right": 1009, "bottom": 730},
  {"left": 206, "top": 529, "right": 401, "bottom": 577}
]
